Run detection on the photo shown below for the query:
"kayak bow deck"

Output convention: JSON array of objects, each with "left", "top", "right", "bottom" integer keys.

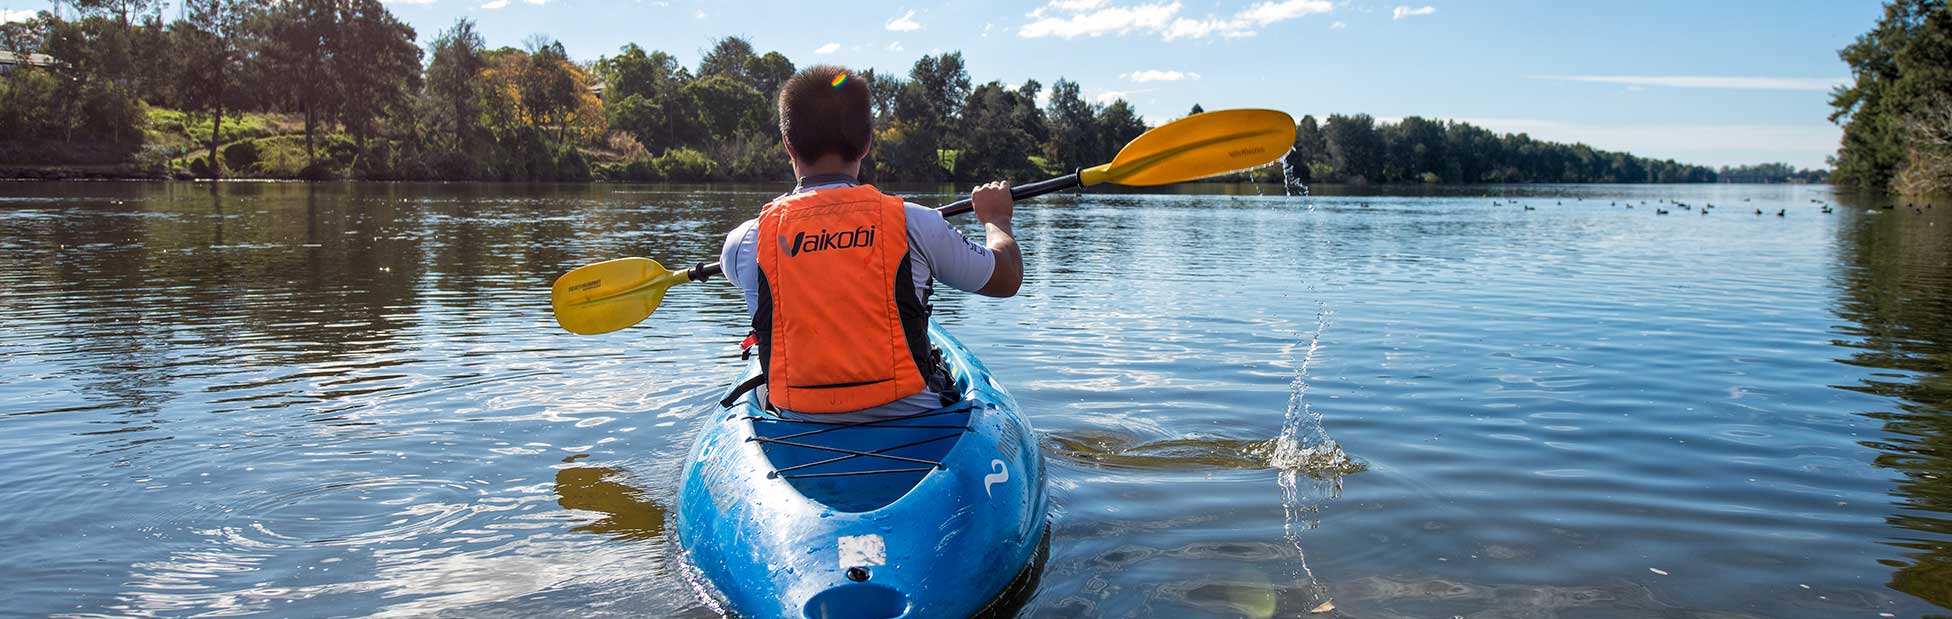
[{"left": 676, "top": 321, "right": 1050, "bottom": 619}]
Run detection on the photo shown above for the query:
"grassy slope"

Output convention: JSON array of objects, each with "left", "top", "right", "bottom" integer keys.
[{"left": 146, "top": 108, "right": 317, "bottom": 177}]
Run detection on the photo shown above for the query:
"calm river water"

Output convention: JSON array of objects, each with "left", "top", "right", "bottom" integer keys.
[{"left": 2, "top": 181, "right": 1949, "bottom": 618}]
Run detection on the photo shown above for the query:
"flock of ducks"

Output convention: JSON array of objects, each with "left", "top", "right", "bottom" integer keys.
[
  {"left": 1353, "top": 196, "right": 1939, "bottom": 220},
  {"left": 1467, "top": 196, "right": 1939, "bottom": 218}
]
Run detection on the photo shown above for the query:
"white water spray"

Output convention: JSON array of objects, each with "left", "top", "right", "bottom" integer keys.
[{"left": 1271, "top": 302, "right": 1354, "bottom": 610}]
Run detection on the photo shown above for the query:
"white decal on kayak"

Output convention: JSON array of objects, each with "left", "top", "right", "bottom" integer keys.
[
  {"left": 838, "top": 534, "right": 885, "bottom": 567},
  {"left": 984, "top": 459, "right": 1009, "bottom": 497}
]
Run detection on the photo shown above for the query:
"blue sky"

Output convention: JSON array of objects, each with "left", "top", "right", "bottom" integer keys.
[{"left": 7, "top": 0, "right": 1882, "bottom": 168}]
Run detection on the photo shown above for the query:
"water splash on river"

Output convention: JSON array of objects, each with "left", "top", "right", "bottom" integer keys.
[{"left": 1271, "top": 303, "right": 1356, "bottom": 610}]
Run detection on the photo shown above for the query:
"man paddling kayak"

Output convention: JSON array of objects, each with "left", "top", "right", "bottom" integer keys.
[
  {"left": 715, "top": 65, "right": 1024, "bottom": 418},
  {"left": 548, "top": 101, "right": 1297, "bottom": 618}
]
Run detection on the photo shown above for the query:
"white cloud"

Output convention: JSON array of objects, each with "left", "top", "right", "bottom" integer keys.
[
  {"left": 1093, "top": 88, "right": 1151, "bottom": 104},
  {"left": 1163, "top": 16, "right": 1251, "bottom": 40},
  {"left": 693, "top": 8, "right": 705, "bottom": 18},
  {"left": 1330, "top": 20, "right": 1346, "bottom": 29},
  {"left": 887, "top": 41, "right": 905, "bottom": 52},
  {"left": 1121, "top": 69, "right": 1200, "bottom": 82},
  {"left": 1239, "top": 0, "right": 1334, "bottom": 24},
  {"left": 2, "top": 8, "right": 39, "bottom": 21},
  {"left": 1529, "top": 75, "right": 1846, "bottom": 92},
  {"left": 814, "top": 42, "right": 841, "bottom": 54},
  {"left": 886, "top": 9, "right": 923, "bottom": 32},
  {"left": 479, "top": 0, "right": 508, "bottom": 9},
  {"left": 1020, "top": 0, "right": 1329, "bottom": 41},
  {"left": 1391, "top": 5, "right": 1435, "bottom": 19},
  {"left": 522, "top": 0, "right": 546, "bottom": 5},
  {"left": 1021, "top": 1, "right": 1177, "bottom": 38}
]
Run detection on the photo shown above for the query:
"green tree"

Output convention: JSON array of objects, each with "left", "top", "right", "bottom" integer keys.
[
  {"left": 696, "top": 36, "right": 755, "bottom": 84},
  {"left": 516, "top": 37, "right": 590, "bottom": 143},
  {"left": 426, "top": 18, "right": 487, "bottom": 152},
  {"left": 1013, "top": 79, "right": 1049, "bottom": 148},
  {"left": 681, "top": 74, "right": 765, "bottom": 141},
  {"left": 1188, "top": 103, "right": 1204, "bottom": 116},
  {"left": 864, "top": 68, "right": 902, "bottom": 128},
  {"left": 1096, "top": 98, "right": 1145, "bottom": 161},
  {"left": 745, "top": 50, "right": 794, "bottom": 99},
  {"left": 1897, "top": 98, "right": 1952, "bottom": 193},
  {"left": 899, "top": 52, "right": 971, "bottom": 179},
  {"left": 908, "top": 52, "right": 971, "bottom": 122},
  {"left": 1042, "top": 78, "right": 1100, "bottom": 171},
  {"left": 255, "top": 0, "right": 334, "bottom": 163},
  {"left": 954, "top": 81, "right": 1041, "bottom": 180},
  {"left": 40, "top": 14, "right": 168, "bottom": 145},
  {"left": 595, "top": 43, "right": 688, "bottom": 150},
  {"left": 171, "top": 0, "right": 258, "bottom": 178},
  {"left": 1830, "top": 0, "right": 1952, "bottom": 191},
  {"left": 1322, "top": 113, "right": 1382, "bottom": 183},
  {"left": 1284, "top": 114, "right": 1324, "bottom": 182},
  {"left": 1383, "top": 115, "right": 1444, "bottom": 181},
  {"left": 0, "top": 16, "right": 62, "bottom": 141},
  {"left": 332, "top": 0, "right": 420, "bottom": 154}
]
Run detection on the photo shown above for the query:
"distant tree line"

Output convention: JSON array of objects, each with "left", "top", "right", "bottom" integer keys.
[
  {"left": 2, "top": 3, "right": 1796, "bottom": 185},
  {"left": 1716, "top": 163, "right": 1829, "bottom": 184},
  {"left": 1830, "top": 0, "right": 1952, "bottom": 195},
  {"left": 0, "top": 1, "right": 1158, "bottom": 182},
  {"left": 1281, "top": 114, "right": 1720, "bottom": 185}
]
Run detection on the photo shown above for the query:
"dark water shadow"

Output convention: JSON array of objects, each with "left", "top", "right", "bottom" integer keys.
[
  {"left": 1830, "top": 191, "right": 1952, "bottom": 611},
  {"left": 555, "top": 464, "right": 666, "bottom": 541}
]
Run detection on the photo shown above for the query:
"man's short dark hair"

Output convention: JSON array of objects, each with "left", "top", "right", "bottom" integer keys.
[{"left": 778, "top": 65, "right": 872, "bottom": 163}]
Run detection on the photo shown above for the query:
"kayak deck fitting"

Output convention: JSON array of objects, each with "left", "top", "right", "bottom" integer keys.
[{"left": 676, "top": 322, "right": 1048, "bottom": 619}]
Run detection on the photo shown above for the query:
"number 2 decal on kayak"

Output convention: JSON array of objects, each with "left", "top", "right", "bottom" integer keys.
[{"left": 984, "top": 459, "right": 1009, "bottom": 497}]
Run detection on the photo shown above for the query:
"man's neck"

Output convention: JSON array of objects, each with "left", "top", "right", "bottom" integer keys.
[{"left": 791, "top": 155, "right": 862, "bottom": 180}]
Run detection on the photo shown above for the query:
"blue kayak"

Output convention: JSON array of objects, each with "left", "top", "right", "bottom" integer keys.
[{"left": 676, "top": 321, "right": 1049, "bottom": 619}]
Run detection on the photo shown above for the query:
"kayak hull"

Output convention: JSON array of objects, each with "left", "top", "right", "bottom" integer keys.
[{"left": 676, "top": 322, "right": 1049, "bottom": 619}]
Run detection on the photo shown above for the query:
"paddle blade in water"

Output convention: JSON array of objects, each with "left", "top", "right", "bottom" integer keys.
[
  {"left": 1093, "top": 109, "right": 1296, "bottom": 186},
  {"left": 551, "top": 257, "right": 683, "bottom": 335}
]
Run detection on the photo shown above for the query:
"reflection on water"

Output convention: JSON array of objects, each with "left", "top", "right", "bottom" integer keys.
[
  {"left": 1829, "top": 193, "right": 1952, "bottom": 613},
  {"left": 556, "top": 464, "right": 665, "bottom": 541},
  {"left": 0, "top": 181, "right": 1949, "bottom": 618}
]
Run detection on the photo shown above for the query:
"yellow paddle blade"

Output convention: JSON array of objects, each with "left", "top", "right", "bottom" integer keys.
[
  {"left": 1085, "top": 108, "right": 1296, "bottom": 187},
  {"left": 550, "top": 257, "right": 691, "bottom": 335}
]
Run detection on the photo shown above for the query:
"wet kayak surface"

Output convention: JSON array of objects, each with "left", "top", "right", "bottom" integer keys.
[{"left": 1, "top": 181, "right": 1949, "bottom": 618}]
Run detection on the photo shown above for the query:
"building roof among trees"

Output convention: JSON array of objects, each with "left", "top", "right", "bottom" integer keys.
[{"left": 0, "top": 51, "right": 54, "bottom": 67}]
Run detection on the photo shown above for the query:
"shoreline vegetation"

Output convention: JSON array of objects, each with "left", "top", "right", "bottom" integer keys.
[
  {"left": 2, "top": 3, "right": 1835, "bottom": 186},
  {"left": 1828, "top": 0, "right": 1952, "bottom": 196}
]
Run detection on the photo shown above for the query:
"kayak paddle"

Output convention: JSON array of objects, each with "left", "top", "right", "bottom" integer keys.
[{"left": 551, "top": 108, "right": 1297, "bottom": 335}]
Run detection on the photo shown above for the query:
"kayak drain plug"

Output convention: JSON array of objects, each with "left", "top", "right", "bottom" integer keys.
[{"left": 846, "top": 567, "right": 871, "bottom": 582}]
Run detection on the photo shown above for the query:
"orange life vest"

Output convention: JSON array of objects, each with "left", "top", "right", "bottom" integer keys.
[{"left": 753, "top": 184, "right": 933, "bottom": 413}]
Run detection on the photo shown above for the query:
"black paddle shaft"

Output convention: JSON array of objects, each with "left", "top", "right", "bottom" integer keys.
[{"left": 684, "top": 172, "right": 1082, "bottom": 282}]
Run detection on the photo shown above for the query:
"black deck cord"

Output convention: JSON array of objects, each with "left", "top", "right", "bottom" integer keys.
[
  {"left": 768, "top": 432, "right": 966, "bottom": 478},
  {"left": 747, "top": 437, "right": 946, "bottom": 468},
  {"left": 749, "top": 402, "right": 975, "bottom": 440},
  {"left": 779, "top": 467, "right": 937, "bottom": 480}
]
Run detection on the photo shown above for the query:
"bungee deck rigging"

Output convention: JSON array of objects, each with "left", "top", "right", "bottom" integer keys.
[{"left": 747, "top": 401, "right": 975, "bottom": 480}]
